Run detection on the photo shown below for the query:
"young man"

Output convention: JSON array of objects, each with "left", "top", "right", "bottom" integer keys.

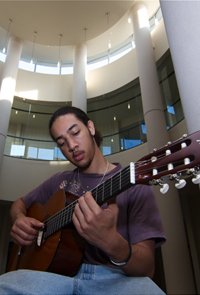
[{"left": 0, "top": 106, "right": 166, "bottom": 294}]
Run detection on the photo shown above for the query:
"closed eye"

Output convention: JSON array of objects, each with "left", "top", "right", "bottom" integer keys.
[
  {"left": 57, "top": 140, "right": 65, "bottom": 147},
  {"left": 73, "top": 130, "right": 80, "bottom": 136}
]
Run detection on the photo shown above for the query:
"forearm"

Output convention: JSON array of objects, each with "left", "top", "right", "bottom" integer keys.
[
  {"left": 10, "top": 198, "right": 27, "bottom": 224},
  {"left": 107, "top": 235, "right": 155, "bottom": 278}
]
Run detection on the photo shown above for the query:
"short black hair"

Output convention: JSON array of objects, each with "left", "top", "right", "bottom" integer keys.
[{"left": 49, "top": 106, "right": 103, "bottom": 147}]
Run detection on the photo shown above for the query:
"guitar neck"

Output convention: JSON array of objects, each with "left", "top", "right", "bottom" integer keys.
[{"left": 43, "top": 163, "right": 135, "bottom": 239}]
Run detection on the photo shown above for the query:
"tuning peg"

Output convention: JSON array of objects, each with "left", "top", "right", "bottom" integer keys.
[
  {"left": 159, "top": 183, "right": 169, "bottom": 194},
  {"left": 175, "top": 179, "right": 186, "bottom": 189},
  {"left": 192, "top": 174, "right": 200, "bottom": 184}
]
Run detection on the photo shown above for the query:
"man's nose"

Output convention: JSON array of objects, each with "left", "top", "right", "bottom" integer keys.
[{"left": 68, "top": 139, "right": 78, "bottom": 152}]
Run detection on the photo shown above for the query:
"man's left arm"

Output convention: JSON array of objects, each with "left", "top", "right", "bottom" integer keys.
[{"left": 72, "top": 192, "right": 155, "bottom": 278}]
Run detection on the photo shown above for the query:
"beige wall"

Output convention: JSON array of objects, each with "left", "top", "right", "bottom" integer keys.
[
  {"left": 0, "top": 120, "right": 187, "bottom": 203},
  {"left": 0, "top": 19, "right": 169, "bottom": 102}
]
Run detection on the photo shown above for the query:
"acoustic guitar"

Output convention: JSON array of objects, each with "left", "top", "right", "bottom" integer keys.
[{"left": 7, "top": 131, "right": 200, "bottom": 277}]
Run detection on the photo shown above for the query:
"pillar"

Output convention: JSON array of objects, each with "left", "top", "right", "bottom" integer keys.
[
  {"left": 160, "top": 0, "right": 200, "bottom": 135},
  {"left": 131, "top": 3, "right": 195, "bottom": 294},
  {"left": 0, "top": 35, "right": 23, "bottom": 172},
  {"left": 72, "top": 43, "right": 87, "bottom": 112},
  {"left": 130, "top": 2, "right": 169, "bottom": 152}
]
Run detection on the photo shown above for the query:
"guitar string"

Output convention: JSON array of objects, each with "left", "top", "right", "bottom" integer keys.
[
  {"left": 43, "top": 168, "right": 131, "bottom": 235},
  {"left": 42, "top": 152, "right": 185, "bottom": 235},
  {"left": 42, "top": 156, "right": 172, "bottom": 234},
  {"left": 42, "top": 155, "right": 171, "bottom": 234},
  {"left": 42, "top": 166, "right": 131, "bottom": 234}
]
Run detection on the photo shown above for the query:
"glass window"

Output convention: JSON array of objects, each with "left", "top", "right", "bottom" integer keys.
[
  {"left": 10, "top": 144, "right": 25, "bottom": 157},
  {"left": 0, "top": 52, "right": 6, "bottom": 62},
  {"left": 157, "top": 53, "right": 184, "bottom": 128},
  {"left": 38, "top": 148, "right": 54, "bottom": 160},
  {"left": 36, "top": 64, "right": 60, "bottom": 75},
  {"left": 19, "top": 60, "right": 35, "bottom": 72}
]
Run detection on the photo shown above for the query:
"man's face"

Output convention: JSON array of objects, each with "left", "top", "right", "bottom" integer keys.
[{"left": 50, "top": 113, "right": 96, "bottom": 170}]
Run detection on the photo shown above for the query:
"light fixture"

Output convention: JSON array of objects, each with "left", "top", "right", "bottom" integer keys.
[
  {"left": 57, "top": 34, "right": 62, "bottom": 68},
  {"left": 30, "top": 31, "right": 37, "bottom": 64},
  {"left": 84, "top": 28, "right": 87, "bottom": 44},
  {"left": 128, "top": 103, "right": 131, "bottom": 109},
  {"left": 33, "top": 114, "right": 35, "bottom": 119},
  {"left": 128, "top": 16, "right": 131, "bottom": 24},
  {"left": 3, "top": 19, "right": 12, "bottom": 54},
  {"left": 114, "top": 116, "right": 116, "bottom": 121},
  {"left": 106, "top": 12, "right": 111, "bottom": 49}
]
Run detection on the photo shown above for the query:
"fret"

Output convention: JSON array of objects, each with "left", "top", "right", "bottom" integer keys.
[
  {"left": 112, "top": 171, "right": 121, "bottom": 196},
  {"left": 103, "top": 178, "right": 111, "bottom": 203},
  {"left": 120, "top": 170, "right": 121, "bottom": 191},
  {"left": 110, "top": 176, "right": 112, "bottom": 197},
  {"left": 102, "top": 182, "right": 105, "bottom": 202}
]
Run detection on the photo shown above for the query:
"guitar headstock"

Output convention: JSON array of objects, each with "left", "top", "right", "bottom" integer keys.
[{"left": 135, "top": 131, "right": 200, "bottom": 193}]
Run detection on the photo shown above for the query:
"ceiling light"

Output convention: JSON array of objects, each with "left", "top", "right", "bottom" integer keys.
[
  {"left": 128, "top": 103, "right": 131, "bottom": 109},
  {"left": 128, "top": 16, "right": 131, "bottom": 24},
  {"left": 30, "top": 31, "right": 37, "bottom": 64},
  {"left": 3, "top": 19, "right": 12, "bottom": 54},
  {"left": 57, "top": 34, "right": 62, "bottom": 68},
  {"left": 114, "top": 116, "right": 116, "bottom": 121}
]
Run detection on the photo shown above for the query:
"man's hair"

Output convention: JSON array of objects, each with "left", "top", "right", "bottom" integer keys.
[{"left": 49, "top": 106, "right": 103, "bottom": 147}]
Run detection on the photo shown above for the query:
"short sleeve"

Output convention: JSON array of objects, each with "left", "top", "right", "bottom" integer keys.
[{"left": 117, "top": 185, "right": 166, "bottom": 248}]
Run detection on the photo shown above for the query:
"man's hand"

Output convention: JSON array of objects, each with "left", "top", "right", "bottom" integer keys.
[
  {"left": 72, "top": 191, "right": 119, "bottom": 252},
  {"left": 10, "top": 197, "right": 43, "bottom": 247},
  {"left": 10, "top": 216, "right": 44, "bottom": 246}
]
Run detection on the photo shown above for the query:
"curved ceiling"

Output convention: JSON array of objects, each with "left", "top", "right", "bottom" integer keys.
[{"left": 0, "top": 1, "right": 159, "bottom": 62}]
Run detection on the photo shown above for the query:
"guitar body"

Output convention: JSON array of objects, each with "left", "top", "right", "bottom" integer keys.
[{"left": 7, "top": 190, "right": 85, "bottom": 277}]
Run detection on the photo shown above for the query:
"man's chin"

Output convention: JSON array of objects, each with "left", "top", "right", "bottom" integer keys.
[{"left": 75, "top": 160, "right": 92, "bottom": 172}]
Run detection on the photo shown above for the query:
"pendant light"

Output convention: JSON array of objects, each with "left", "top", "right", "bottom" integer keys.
[
  {"left": 2, "top": 19, "right": 12, "bottom": 54},
  {"left": 30, "top": 32, "right": 37, "bottom": 64}
]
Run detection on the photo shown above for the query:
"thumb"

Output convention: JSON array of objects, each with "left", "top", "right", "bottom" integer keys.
[{"left": 28, "top": 218, "right": 44, "bottom": 228}]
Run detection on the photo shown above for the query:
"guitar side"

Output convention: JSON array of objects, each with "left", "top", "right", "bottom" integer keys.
[{"left": 7, "top": 190, "right": 85, "bottom": 277}]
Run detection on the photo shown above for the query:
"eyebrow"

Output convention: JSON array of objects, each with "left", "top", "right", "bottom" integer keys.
[{"left": 55, "top": 124, "right": 78, "bottom": 142}]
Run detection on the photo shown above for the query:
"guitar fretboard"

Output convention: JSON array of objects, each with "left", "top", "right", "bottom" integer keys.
[{"left": 43, "top": 163, "right": 135, "bottom": 239}]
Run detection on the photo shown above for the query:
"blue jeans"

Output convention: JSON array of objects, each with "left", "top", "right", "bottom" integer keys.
[{"left": 0, "top": 263, "right": 166, "bottom": 295}]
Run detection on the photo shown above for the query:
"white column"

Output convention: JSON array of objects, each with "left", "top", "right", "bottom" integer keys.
[
  {"left": 130, "top": 2, "right": 169, "bottom": 152},
  {"left": 131, "top": 3, "right": 196, "bottom": 295},
  {"left": 160, "top": 0, "right": 200, "bottom": 135},
  {"left": 72, "top": 43, "right": 87, "bottom": 112},
  {"left": 0, "top": 35, "right": 23, "bottom": 172}
]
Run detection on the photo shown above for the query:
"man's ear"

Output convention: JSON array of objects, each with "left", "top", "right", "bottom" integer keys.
[{"left": 87, "top": 120, "right": 95, "bottom": 136}]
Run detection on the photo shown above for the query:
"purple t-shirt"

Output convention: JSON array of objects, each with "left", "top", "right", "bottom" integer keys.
[{"left": 23, "top": 163, "right": 166, "bottom": 267}]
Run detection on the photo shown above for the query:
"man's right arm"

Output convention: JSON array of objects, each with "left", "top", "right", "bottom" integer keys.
[{"left": 10, "top": 198, "right": 43, "bottom": 246}]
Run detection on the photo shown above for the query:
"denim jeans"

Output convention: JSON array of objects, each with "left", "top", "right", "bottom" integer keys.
[{"left": 0, "top": 263, "right": 166, "bottom": 295}]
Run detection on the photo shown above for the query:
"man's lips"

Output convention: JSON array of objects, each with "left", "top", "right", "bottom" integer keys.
[{"left": 73, "top": 151, "right": 84, "bottom": 161}]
